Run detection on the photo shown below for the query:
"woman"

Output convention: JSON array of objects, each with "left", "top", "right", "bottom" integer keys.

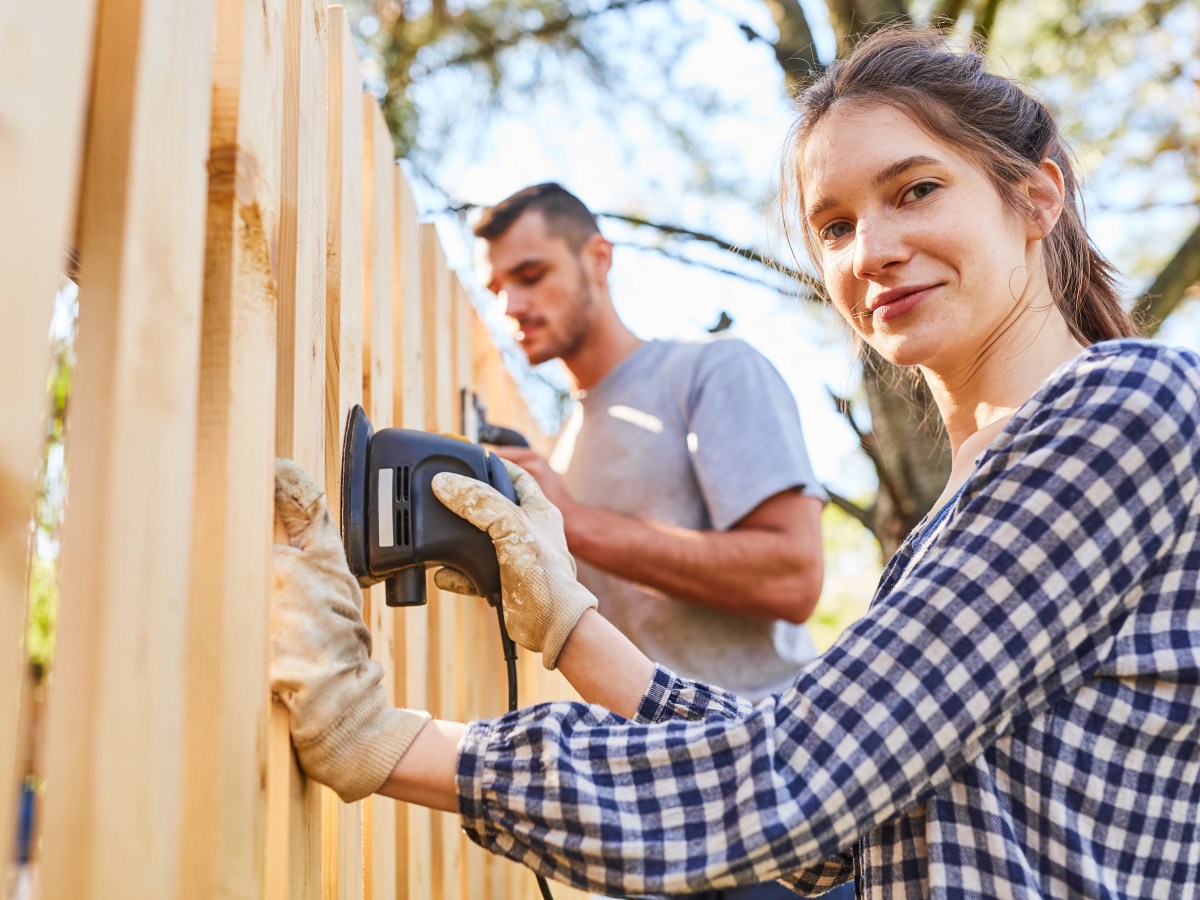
[{"left": 271, "top": 26, "right": 1200, "bottom": 897}]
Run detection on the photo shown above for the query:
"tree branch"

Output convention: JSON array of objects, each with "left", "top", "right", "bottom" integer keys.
[
  {"left": 825, "top": 489, "right": 876, "bottom": 533},
  {"left": 409, "top": 0, "right": 670, "bottom": 79},
  {"left": 442, "top": 200, "right": 828, "bottom": 299},
  {"left": 826, "top": 386, "right": 903, "bottom": 515},
  {"left": 600, "top": 211, "right": 825, "bottom": 293},
  {"left": 1131, "top": 220, "right": 1200, "bottom": 335},
  {"left": 611, "top": 241, "right": 817, "bottom": 298}
]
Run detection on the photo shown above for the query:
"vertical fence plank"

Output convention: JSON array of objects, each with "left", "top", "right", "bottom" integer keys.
[
  {"left": 316, "top": 7, "right": 367, "bottom": 899},
  {"left": 36, "top": 0, "right": 217, "bottom": 895},
  {"left": 276, "top": 0, "right": 328, "bottom": 469},
  {"left": 180, "top": 0, "right": 287, "bottom": 895},
  {"left": 420, "top": 224, "right": 465, "bottom": 899},
  {"left": 469, "top": 312, "right": 514, "bottom": 900},
  {"left": 361, "top": 94, "right": 399, "bottom": 900},
  {"left": 393, "top": 169, "right": 425, "bottom": 432},
  {"left": 267, "top": 0, "right": 329, "bottom": 897},
  {"left": 0, "top": 0, "right": 99, "bottom": 867},
  {"left": 455, "top": 284, "right": 496, "bottom": 899},
  {"left": 391, "top": 165, "right": 434, "bottom": 898}
]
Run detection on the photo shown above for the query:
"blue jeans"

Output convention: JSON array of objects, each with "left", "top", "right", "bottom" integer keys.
[{"left": 676, "top": 878, "right": 856, "bottom": 898}]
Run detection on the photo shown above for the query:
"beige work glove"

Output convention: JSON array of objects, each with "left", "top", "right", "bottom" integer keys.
[
  {"left": 271, "top": 459, "right": 430, "bottom": 802},
  {"left": 431, "top": 459, "right": 597, "bottom": 670}
]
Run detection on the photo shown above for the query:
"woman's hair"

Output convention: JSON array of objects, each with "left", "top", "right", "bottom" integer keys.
[{"left": 783, "top": 26, "right": 1137, "bottom": 343}]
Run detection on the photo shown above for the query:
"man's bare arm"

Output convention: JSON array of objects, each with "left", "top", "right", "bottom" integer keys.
[{"left": 493, "top": 447, "right": 824, "bottom": 622}]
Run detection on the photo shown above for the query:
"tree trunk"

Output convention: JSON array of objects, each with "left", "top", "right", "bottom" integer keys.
[{"left": 861, "top": 351, "right": 950, "bottom": 556}]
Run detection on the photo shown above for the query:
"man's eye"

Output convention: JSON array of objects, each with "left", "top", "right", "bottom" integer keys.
[
  {"left": 519, "top": 271, "right": 545, "bottom": 286},
  {"left": 820, "top": 221, "right": 852, "bottom": 242}
]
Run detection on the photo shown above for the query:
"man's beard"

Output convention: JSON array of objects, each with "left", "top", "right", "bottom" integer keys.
[{"left": 528, "top": 271, "right": 593, "bottom": 365}]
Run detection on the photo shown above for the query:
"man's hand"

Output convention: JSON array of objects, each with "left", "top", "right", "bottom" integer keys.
[
  {"left": 432, "top": 459, "right": 597, "bottom": 669},
  {"left": 490, "top": 446, "right": 576, "bottom": 514},
  {"left": 271, "top": 459, "right": 430, "bottom": 802}
]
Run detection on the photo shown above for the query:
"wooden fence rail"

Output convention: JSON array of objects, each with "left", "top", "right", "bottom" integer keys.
[{"left": 3, "top": 1, "right": 586, "bottom": 896}]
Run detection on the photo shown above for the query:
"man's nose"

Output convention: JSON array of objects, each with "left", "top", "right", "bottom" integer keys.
[{"left": 503, "top": 288, "right": 529, "bottom": 319}]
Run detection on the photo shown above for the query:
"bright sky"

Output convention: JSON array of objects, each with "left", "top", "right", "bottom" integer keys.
[{"left": 357, "top": 0, "right": 1199, "bottom": 503}]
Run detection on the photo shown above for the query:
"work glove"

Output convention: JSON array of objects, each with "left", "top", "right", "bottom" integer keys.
[
  {"left": 432, "top": 459, "right": 597, "bottom": 670},
  {"left": 271, "top": 459, "right": 430, "bottom": 802}
]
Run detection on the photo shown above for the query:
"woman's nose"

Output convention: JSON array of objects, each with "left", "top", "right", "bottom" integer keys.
[{"left": 853, "top": 219, "right": 908, "bottom": 279}]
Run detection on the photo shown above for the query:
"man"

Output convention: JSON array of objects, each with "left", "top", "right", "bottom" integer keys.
[{"left": 473, "top": 182, "right": 827, "bottom": 709}]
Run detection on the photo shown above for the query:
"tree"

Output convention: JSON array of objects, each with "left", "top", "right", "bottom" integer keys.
[{"left": 354, "top": 0, "right": 1199, "bottom": 555}]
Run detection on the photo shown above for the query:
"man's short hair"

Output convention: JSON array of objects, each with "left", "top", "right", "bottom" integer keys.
[{"left": 473, "top": 182, "right": 599, "bottom": 252}]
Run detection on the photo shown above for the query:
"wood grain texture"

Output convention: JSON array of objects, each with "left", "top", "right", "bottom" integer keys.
[
  {"left": 0, "top": 0, "right": 98, "bottom": 868},
  {"left": 36, "top": 0, "right": 216, "bottom": 896},
  {"left": 267, "top": 0, "right": 329, "bottom": 897},
  {"left": 361, "top": 93, "right": 399, "bottom": 900}
]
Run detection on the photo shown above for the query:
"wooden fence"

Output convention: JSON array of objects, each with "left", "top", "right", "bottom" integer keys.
[{"left": 2, "top": 0, "right": 588, "bottom": 896}]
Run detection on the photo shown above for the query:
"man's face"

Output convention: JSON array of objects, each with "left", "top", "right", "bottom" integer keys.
[{"left": 485, "top": 211, "right": 597, "bottom": 366}]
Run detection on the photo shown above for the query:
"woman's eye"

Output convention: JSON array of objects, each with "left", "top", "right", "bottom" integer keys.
[
  {"left": 821, "top": 221, "right": 852, "bottom": 242},
  {"left": 902, "top": 181, "right": 938, "bottom": 203}
]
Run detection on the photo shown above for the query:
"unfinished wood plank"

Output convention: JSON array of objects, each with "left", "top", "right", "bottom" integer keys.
[
  {"left": 361, "top": 96, "right": 395, "bottom": 435},
  {"left": 421, "top": 224, "right": 452, "bottom": 435},
  {"left": 275, "top": 0, "right": 328, "bottom": 470},
  {"left": 36, "top": 0, "right": 216, "bottom": 896},
  {"left": 360, "top": 92, "right": 399, "bottom": 900},
  {"left": 420, "top": 225, "right": 464, "bottom": 898},
  {"left": 393, "top": 166, "right": 425, "bottom": 432},
  {"left": 179, "top": 0, "right": 288, "bottom": 896},
  {"left": 390, "top": 163, "right": 434, "bottom": 898},
  {"left": 0, "top": 0, "right": 99, "bottom": 867},
  {"left": 324, "top": 4, "right": 363, "bottom": 499},
  {"left": 455, "top": 283, "right": 493, "bottom": 900},
  {"left": 267, "top": 0, "right": 329, "bottom": 897},
  {"left": 314, "top": 7, "right": 367, "bottom": 898}
]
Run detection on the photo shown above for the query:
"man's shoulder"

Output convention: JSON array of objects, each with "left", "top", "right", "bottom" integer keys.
[{"left": 654, "top": 334, "right": 769, "bottom": 371}]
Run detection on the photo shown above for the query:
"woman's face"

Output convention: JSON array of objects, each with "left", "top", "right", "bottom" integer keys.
[{"left": 801, "top": 102, "right": 1040, "bottom": 373}]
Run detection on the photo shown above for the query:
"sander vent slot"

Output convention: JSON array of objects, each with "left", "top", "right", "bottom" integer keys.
[
  {"left": 400, "top": 509, "right": 411, "bottom": 547},
  {"left": 399, "top": 465, "right": 410, "bottom": 501}
]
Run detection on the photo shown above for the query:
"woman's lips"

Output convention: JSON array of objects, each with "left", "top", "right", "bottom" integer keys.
[{"left": 872, "top": 285, "right": 935, "bottom": 323}]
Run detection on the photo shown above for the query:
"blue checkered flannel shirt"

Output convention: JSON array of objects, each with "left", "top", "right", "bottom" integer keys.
[{"left": 456, "top": 339, "right": 1200, "bottom": 898}]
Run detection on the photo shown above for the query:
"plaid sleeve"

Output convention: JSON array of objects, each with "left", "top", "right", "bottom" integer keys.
[
  {"left": 633, "top": 665, "right": 758, "bottom": 723},
  {"left": 456, "top": 342, "right": 1200, "bottom": 896}
]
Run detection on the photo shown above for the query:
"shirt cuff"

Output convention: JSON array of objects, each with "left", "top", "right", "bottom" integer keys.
[
  {"left": 456, "top": 718, "right": 500, "bottom": 851},
  {"left": 633, "top": 665, "right": 679, "bottom": 723}
]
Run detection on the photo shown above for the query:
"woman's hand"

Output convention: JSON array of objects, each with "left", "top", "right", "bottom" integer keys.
[
  {"left": 432, "top": 458, "right": 598, "bottom": 669},
  {"left": 271, "top": 459, "right": 430, "bottom": 802}
]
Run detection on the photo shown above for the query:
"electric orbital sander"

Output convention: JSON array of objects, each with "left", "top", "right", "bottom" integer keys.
[{"left": 340, "top": 404, "right": 518, "bottom": 607}]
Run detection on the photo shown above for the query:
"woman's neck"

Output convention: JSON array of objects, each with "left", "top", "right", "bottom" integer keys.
[{"left": 923, "top": 308, "right": 1086, "bottom": 506}]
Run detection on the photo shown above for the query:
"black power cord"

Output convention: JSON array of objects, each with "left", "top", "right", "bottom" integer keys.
[{"left": 490, "top": 598, "right": 556, "bottom": 900}]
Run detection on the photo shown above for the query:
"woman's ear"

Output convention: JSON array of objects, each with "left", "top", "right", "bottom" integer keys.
[{"left": 1026, "top": 159, "right": 1066, "bottom": 241}]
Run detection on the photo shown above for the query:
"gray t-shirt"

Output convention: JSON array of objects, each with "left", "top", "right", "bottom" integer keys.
[{"left": 549, "top": 338, "right": 827, "bottom": 699}]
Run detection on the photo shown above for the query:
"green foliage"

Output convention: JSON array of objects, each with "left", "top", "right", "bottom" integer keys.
[
  {"left": 808, "top": 503, "right": 884, "bottom": 652},
  {"left": 26, "top": 556, "right": 57, "bottom": 669},
  {"left": 26, "top": 279, "right": 78, "bottom": 671}
]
